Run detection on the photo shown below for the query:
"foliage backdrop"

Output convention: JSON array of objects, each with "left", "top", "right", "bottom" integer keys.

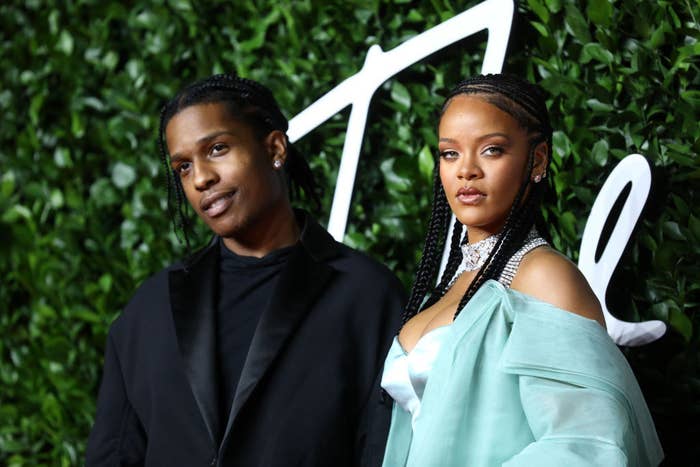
[{"left": 1, "top": 0, "right": 698, "bottom": 465}]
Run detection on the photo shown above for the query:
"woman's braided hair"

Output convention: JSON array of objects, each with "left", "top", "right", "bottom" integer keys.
[
  {"left": 401, "top": 73, "right": 553, "bottom": 324},
  {"left": 157, "top": 73, "right": 321, "bottom": 252}
]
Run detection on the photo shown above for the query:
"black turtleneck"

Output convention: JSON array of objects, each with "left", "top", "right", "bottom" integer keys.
[{"left": 216, "top": 239, "right": 295, "bottom": 424}]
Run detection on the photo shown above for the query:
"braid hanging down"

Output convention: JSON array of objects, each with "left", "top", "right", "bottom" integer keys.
[
  {"left": 402, "top": 73, "right": 554, "bottom": 324},
  {"left": 157, "top": 73, "right": 321, "bottom": 256}
]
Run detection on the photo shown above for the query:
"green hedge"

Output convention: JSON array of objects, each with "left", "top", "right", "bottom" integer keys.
[{"left": 1, "top": 0, "right": 698, "bottom": 464}]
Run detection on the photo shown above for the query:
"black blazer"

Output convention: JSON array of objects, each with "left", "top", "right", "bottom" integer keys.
[{"left": 86, "top": 213, "right": 405, "bottom": 466}]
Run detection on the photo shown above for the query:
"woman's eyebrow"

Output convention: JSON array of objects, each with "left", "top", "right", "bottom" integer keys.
[
  {"left": 439, "top": 137, "right": 459, "bottom": 144},
  {"left": 439, "top": 133, "right": 511, "bottom": 144},
  {"left": 479, "top": 132, "right": 510, "bottom": 140}
]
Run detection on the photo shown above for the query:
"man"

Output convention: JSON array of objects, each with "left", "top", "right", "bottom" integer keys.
[{"left": 86, "top": 74, "right": 405, "bottom": 466}]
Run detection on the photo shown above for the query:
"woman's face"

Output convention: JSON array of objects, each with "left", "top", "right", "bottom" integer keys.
[
  {"left": 438, "top": 94, "right": 545, "bottom": 242},
  {"left": 165, "top": 102, "right": 287, "bottom": 240}
]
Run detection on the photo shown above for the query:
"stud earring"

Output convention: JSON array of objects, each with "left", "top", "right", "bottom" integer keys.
[
  {"left": 533, "top": 174, "right": 542, "bottom": 183},
  {"left": 273, "top": 160, "right": 283, "bottom": 169}
]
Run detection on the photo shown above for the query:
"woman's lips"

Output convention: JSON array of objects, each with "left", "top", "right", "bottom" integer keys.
[
  {"left": 201, "top": 192, "right": 235, "bottom": 217},
  {"left": 456, "top": 187, "right": 485, "bottom": 205}
]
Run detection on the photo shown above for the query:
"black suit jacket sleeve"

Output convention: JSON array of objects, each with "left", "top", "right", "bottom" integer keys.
[
  {"left": 87, "top": 333, "right": 146, "bottom": 466},
  {"left": 356, "top": 279, "right": 404, "bottom": 467}
]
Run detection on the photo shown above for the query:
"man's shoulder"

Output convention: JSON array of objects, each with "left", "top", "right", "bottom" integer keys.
[
  {"left": 330, "top": 243, "right": 404, "bottom": 290},
  {"left": 110, "top": 259, "right": 186, "bottom": 332}
]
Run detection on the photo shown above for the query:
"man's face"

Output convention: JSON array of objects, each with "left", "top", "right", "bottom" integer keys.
[{"left": 165, "top": 102, "right": 287, "bottom": 240}]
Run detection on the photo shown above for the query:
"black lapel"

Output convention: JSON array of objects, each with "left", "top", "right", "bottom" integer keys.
[
  {"left": 220, "top": 212, "right": 340, "bottom": 445},
  {"left": 169, "top": 238, "right": 221, "bottom": 445}
]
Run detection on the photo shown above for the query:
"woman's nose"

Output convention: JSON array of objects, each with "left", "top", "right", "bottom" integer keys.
[{"left": 457, "top": 154, "right": 481, "bottom": 180}]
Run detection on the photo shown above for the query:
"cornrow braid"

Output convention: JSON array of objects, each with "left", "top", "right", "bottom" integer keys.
[
  {"left": 158, "top": 73, "right": 321, "bottom": 253},
  {"left": 401, "top": 163, "right": 452, "bottom": 323},
  {"left": 402, "top": 73, "right": 553, "bottom": 324}
]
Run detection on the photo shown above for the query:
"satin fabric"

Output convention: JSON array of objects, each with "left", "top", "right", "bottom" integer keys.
[
  {"left": 382, "top": 326, "right": 450, "bottom": 428},
  {"left": 381, "top": 280, "right": 663, "bottom": 467}
]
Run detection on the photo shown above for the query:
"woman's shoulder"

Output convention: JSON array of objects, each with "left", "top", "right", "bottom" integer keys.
[{"left": 509, "top": 246, "right": 605, "bottom": 326}]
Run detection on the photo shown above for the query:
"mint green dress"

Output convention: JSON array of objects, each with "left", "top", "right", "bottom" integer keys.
[{"left": 381, "top": 280, "right": 663, "bottom": 466}]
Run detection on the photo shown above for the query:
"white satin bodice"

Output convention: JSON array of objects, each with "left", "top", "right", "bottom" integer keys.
[{"left": 380, "top": 326, "right": 450, "bottom": 428}]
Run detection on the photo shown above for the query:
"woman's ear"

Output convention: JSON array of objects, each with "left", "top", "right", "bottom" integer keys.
[
  {"left": 531, "top": 140, "right": 549, "bottom": 183},
  {"left": 265, "top": 130, "right": 288, "bottom": 168}
]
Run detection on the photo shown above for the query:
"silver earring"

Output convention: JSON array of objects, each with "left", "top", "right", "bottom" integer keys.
[
  {"left": 273, "top": 160, "right": 283, "bottom": 169},
  {"left": 533, "top": 174, "right": 542, "bottom": 183}
]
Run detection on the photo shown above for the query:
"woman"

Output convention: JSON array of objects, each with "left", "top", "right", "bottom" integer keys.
[
  {"left": 380, "top": 74, "right": 663, "bottom": 466},
  {"left": 86, "top": 73, "right": 405, "bottom": 466}
]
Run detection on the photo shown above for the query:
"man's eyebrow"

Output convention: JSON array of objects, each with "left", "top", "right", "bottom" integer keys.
[
  {"left": 197, "top": 130, "right": 234, "bottom": 145},
  {"left": 170, "top": 130, "right": 235, "bottom": 161}
]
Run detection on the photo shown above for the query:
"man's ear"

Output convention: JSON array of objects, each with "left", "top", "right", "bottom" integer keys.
[{"left": 266, "top": 130, "right": 288, "bottom": 167}]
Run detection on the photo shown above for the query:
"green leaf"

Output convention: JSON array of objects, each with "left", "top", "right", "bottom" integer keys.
[
  {"left": 650, "top": 300, "right": 671, "bottom": 320},
  {"left": 680, "top": 90, "right": 700, "bottom": 106},
  {"left": 689, "top": 215, "right": 700, "bottom": 240},
  {"left": 380, "top": 158, "right": 411, "bottom": 192},
  {"left": 56, "top": 30, "right": 74, "bottom": 55},
  {"left": 590, "top": 139, "right": 609, "bottom": 166},
  {"left": 552, "top": 131, "right": 571, "bottom": 163},
  {"left": 580, "top": 43, "right": 614, "bottom": 65},
  {"left": 53, "top": 148, "right": 73, "bottom": 168},
  {"left": 390, "top": 81, "right": 411, "bottom": 112},
  {"left": 98, "top": 274, "right": 112, "bottom": 293},
  {"left": 527, "top": 0, "right": 549, "bottom": 22},
  {"left": 2, "top": 205, "right": 32, "bottom": 223},
  {"left": 1, "top": 171, "right": 16, "bottom": 198},
  {"left": 112, "top": 162, "right": 137, "bottom": 189},
  {"left": 586, "top": 0, "right": 613, "bottom": 27},
  {"left": 669, "top": 309, "right": 693, "bottom": 342},
  {"left": 530, "top": 21, "right": 549, "bottom": 38},
  {"left": 663, "top": 221, "right": 686, "bottom": 241},
  {"left": 49, "top": 189, "right": 64, "bottom": 209},
  {"left": 564, "top": 4, "right": 591, "bottom": 43},
  {"left": 417, "top": 145, "right": 434, "bottom": 181},
  {"left": 586, "top": 98, "right": 613, "bottom": 112}
]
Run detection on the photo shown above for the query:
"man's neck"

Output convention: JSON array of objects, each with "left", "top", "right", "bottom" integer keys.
[{"left": 222, "top": 205, "right": 300, "bottom": 258}]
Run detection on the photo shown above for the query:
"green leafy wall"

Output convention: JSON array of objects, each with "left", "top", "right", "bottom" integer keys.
[{"left": 1, "top": 0, "right": 698, "bottom": 465}]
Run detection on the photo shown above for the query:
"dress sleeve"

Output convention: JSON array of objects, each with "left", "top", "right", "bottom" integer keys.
[
  {"left": 499, "top": 297, "right": 663, "bottom": 467},
  {"left": 85, "top": 332, "right": 146, "bottom": 467},
  {"left": 503, "top": 376, "right": 629, "bottom": 466}
]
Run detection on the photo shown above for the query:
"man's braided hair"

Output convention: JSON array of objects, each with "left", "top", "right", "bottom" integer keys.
[
  {"left": 401, "top": 73, "right": 554, "bottom": 324},
  {"left": 158, "top": 73, "right": 320, "bottom": 253}
]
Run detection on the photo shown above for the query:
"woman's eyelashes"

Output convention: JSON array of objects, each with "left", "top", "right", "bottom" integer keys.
[
  {"left": 481, "top": 145, "right": 505, "bottom": 157},
  {"left": 438, "top": 145, "right": 505, "bottom": 160},
  {"left": 439, "top": 149, "right": 459, "bottom": 160}
]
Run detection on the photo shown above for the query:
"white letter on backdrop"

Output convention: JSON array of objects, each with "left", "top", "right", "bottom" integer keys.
[
  {"left": 288, "top": 0, "right": 514, "bottom": 240},
  {"left": 578, "top": 154, "right": 666, "bottom": 346}
]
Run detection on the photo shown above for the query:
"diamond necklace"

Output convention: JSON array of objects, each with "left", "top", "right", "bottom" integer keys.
[
  {"left": 460, "top": 234, "right": 500, "bottom": 272},
  {"left": 448, "top": 228, "right": 544, "bottom": 288},
  {"left": 446, "top": 234, "right": 500, "bottom": 289}
]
